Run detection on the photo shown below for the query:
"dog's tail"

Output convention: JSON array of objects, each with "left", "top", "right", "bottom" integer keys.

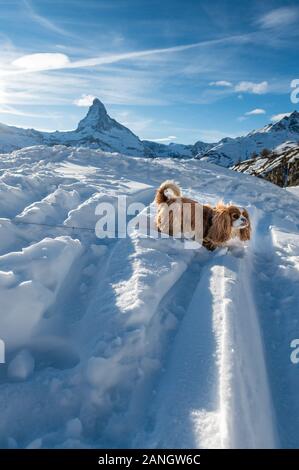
[{"left": 155, "top": 180, "right": 181, "bottom": 204}]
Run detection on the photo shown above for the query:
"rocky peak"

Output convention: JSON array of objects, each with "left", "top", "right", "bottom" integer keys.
[{"left": 76, "top": 98, "right": 117, "bottom": 132}]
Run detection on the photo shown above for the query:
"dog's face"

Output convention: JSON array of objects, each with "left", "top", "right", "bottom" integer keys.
[
  {"left": 207, "top": 204, "right": 251, "bottom": 245},
  {"left": 228, "top": 206, "right": 250, "bottom": 229}
]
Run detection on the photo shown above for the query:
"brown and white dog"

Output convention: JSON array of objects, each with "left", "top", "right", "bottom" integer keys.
[{"left": 155, "top": 180, "right": 251, "bottom": 251}]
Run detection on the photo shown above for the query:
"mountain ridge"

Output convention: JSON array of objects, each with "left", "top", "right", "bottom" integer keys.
[
  {"left": 0, "top": 98, "right": 209, "bottom": 158},
  {"left": 0, "top": 98, "right": 298, "bottom": 165},
  {"left": 199, "top": 111, "right": 299, "bottom": 167}
]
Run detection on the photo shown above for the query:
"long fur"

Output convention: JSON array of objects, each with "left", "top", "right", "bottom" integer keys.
[
  {"left": 155, "top": 180, "right": 181, "bottom": 204},
  {"left": 206, "top": 203, "right": 231, "bottom": 244},
  {"left": 155, "top": 181, "right": 251, "bottom": 250},
  {"left": 238, "top": 208, "right": 251, "bottom": 241}
]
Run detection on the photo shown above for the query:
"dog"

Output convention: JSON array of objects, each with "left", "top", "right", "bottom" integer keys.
[{"left": 155, "top": 180, "right": 251, "bottom": 251}]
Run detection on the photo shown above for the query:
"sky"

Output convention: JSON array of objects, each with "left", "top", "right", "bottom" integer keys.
[{"left": 0, "top": 0, "right": 298, "bottom": 144}]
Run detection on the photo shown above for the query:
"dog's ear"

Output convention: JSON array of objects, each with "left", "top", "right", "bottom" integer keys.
[
  {"left": 239, "top": 209, "right": 251, "bottom": 241},
  {"left": 208, "top": 205, "right": 231, "bottom": 244}
]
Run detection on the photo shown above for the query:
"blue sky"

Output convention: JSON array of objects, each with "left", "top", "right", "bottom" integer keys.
[{"left": 0, "top": 0, "right": 298, "bottom": 143}]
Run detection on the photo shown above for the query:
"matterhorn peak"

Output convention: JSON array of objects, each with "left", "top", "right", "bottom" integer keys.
[{"left": 76, "top": 98, "right": 114, "bottom": 132}]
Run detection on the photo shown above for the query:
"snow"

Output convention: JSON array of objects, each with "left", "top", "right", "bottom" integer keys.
[
  {"left": 0, "top": 144, "right": 298, "bottom": 448},
  {"left": 8, "top": 349, "right": 35, "bottom": 381},
  {"left": 287, "top": 186, "right": 299, "bottom": 197}
]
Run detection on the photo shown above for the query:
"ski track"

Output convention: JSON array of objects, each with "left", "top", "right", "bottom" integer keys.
[
  {"left": 251, "top": 214, "right": 299, "bottom": 448},
  {"left": 134, "top": 222, "right": 276, "bottom": 449},
  {"left": 0, "top": 146, "right": 298, "bottom": 448}
]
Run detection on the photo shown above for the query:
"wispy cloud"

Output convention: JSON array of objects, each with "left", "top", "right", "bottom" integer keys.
[
  {"left": 7, "top": 33, "right": 252, "bottom": 76},
  {"left": 209, "top": 80, "right": 232, "bottom": 87},
  {"left": 257, "top": 7, "right": 299, "bottom": 29},
  {"left": 245, "top": 108, "right": 266, "bottom": 116},
  {"left": 23, "top": 0, "right": 73, "bottom": 37},
  {"left": 238, "top": 108, "right": 266, "bottom": 122},
  {"left": 0, "top": 104, "right": 59, "bottom": 119}
]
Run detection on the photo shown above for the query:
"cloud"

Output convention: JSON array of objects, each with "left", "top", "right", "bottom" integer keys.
[
  {"left": 271, "top": 112, "right": 292, "bottom": 123},
  {"left": 257, "top": 7, "right": 299, "bottom": 29},
  {"left": 0, "top": 104, "right": 59, "bottom": 118},
  {"left": 245, "top": 108, "right": 266, "bottom": 116},
  {"left": 209, "top": 80, "right": 232, "bottom": 87},
  {"left": 235, "top": 81, "right": 268, "bottom": 94},
  {"left": 12, "top": 53, "right": 70, "bottom": 72},
  {"left": 238, "top": 108, "right": 266, "bottom": 121},
  {"left": 74, "top": 94, "right": 96, "bottom": 107},
  {"left": 150, "top": 136, "right": 177, "bottom": 142},
  {"left": 23, "top": 0, "right": 72, "bottom": 37},
  {"left": 6, "top": 33, "right": 252, "bottom": 76}
]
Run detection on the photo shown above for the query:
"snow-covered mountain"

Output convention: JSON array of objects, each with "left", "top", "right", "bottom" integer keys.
[
  {"left": 232, "top": 141, "right": 299, "bottom": 187},
  {"left": 0, "top": 123, "right": 45, "bottom": 153},
  {"left": 45, "top": 98, "right": 146, "bottom": 155},
  {"left": 199, "top": 111, "right": 299, "bottom": 167},
  {"left": 0, "top": 98, "right": 210, "bottom": 158},
  {"left": 1, "top": 99, "right": 299, "bottom": 169},
  {"left": 0, "top": 99, "right": 145, "bottom": 156},
  {"left": 0, "top": 144, "right": 298, "bottom": 448}
]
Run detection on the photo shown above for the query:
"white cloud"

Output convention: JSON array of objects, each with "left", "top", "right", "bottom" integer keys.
[
  {"left": 6, "top": 33, "right": 252, "bottom": 77},
  {"left": 245, "top": 108, "right": 266, "bottom": 116},
  {"left": 12, "top": 53, "right": 70, "bottom": 72},
  {"left": 209, "top": 80, "right": 232, "bottom": 87},
  {"left": 74, "top": 94, "right": 96, "bottom": 107},
  {"left": 235, "top": 81, "right": 268, "bottom": 94},
  {"left": 150, "top": 136, "right": 177, "bottom": 142},
  {"left": 271, "top": 112, "right": 292, "bottom": 123},
  {"left": 257, "top": 7, "right": 299, "bottom": 29}
]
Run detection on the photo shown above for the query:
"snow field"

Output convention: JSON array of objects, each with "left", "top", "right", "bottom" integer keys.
[{"left": 0, "top": 145, "right": 298, "bottom": 448}]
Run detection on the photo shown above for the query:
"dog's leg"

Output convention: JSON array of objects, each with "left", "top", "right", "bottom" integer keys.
[{"left": 202, "top": 239, "right": 216, "bottom": 251}]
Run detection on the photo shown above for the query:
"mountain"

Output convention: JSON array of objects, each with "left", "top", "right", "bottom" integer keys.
[
  {"left": 232, "top": 141, "right": 299, "bottom": 187},
  {"left": 1, "top": 99, "right": 298, "bottom": 166},
  {"left": 0, "top": 98, "right": 210, "bottom": 158},
  {"left": 0, "top": 123, "right": 45, "bottom": 153},
  {"left": 44, "top": 98, "right": 145, "bottom": 156},
  {"left": 198, "top": 111, "right": 299, "bottom": 167}
]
